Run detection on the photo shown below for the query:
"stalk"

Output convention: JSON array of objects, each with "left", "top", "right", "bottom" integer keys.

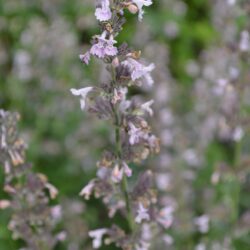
[
  {"left": 232, "top": 56, "right": 247, "bottom": 223},
  {"left": 113, "top": 98, "right": 135, "bottom": 232}
]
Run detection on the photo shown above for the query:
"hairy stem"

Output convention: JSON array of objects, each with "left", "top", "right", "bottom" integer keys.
[{"left": 114, "top": 103, "right": 135, "bottom": 232}]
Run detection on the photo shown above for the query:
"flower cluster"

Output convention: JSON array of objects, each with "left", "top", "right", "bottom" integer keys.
[
  {"left": 71, "top": 1, "right": 167, "bottom": 249},
  {"left": 0, "top": 110, "right": 60, "bottom": 250}
]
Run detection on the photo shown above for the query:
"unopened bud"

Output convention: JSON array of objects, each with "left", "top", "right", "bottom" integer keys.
[
  {"left": 126, "top": 50, "right": 141, "bottom": 59},
  {"left": 45, "top": 183, "right": 58, "bottom": 199},
  {"left": 128, "top": 4, "right": 138, "bottom": 14},
  {"left": 140, "top": 120, "right": 148, "bottom": 128},
  {"left": 112, "top": 57, "right": 120, "bottom": 67},
  {"left": 0, "top": 200, "right": 10, "bottom": 209},
  {"left": 105, "top": 23, "right": 113, "bottom": 33}
]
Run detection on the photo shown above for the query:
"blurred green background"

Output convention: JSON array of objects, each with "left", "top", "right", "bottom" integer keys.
[{"left": 0, "top": 0, "right": 250, "bottom": 249}]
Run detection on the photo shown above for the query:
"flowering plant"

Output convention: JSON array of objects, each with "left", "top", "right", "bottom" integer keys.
[
  {"left": 70, "top": 0, "right": 170, "bottom": 249},
  {"left": 0, "top": 110, "right": 59, "bottom": 250}
]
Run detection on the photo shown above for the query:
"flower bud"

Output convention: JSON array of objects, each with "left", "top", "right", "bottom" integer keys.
[
  {"left": 128, "top": 4, "right": 138, "bottom": 14},
  {"left": 112, "top": 57, "right": 120, "bottom": 68},
  {"left": 0, "top": 200, "right": 10, "bottom": 209}
]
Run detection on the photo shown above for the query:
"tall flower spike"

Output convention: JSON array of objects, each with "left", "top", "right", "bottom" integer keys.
[{"left": 71, "top": 0, "right": 161, "bottom": 249}]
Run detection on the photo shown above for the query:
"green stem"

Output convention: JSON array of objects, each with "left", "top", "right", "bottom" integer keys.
[
  {"left": 113, "top": 99, "right": 135, "bottom": 232},
  {"left": 232, "top": 55, "right": 247, "bottom": 223}
]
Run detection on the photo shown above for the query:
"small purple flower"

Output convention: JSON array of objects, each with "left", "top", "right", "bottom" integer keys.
[
  {"left": 79, "top": 51, "right": 91, "bottom": 65},
  {"left": 128, "top": 122, "right": 148, "bottom": 145},
  {"left": 132, "top": 0, "right": 153, "bottom": 21},
  {"left": 122, "top": 58, "right": 155, "bottom": 86},
  {"left": 135, "top": 203, "right": 150, "bottom": 223},
  {"left": 128, "top": 122, "right": 142, "bottom": 145},
  {"left": 194, "top": 215, "right": 210, "bottom": 233},
  {"left": 157, "top": 206, "right": 174, "bottom": 229},
  {"left": 90, "top": 32, "right": 118, "bottom": 58},
  {"left": 95, "top": 0, "right": 112, "bottom": 21}
]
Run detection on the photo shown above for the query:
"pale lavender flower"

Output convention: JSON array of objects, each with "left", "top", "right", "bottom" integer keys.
[
  {"left": 95, "top": 0, "right": 112, "bottom": 21},
  {"left": 141, "top": 100, "right": 154, "bottom": 116},
  {"left": 213, "top": 78, "right": 228, "bottom": 96},
  {"left": 141, "top": 224, "right": 152, "bottom": 241},
  {"left": 232, "top": 126, "right": 244, "bottom": 142},
  {"left": 183, "top": 149, "right": 200, "bottom": 167},
  {"left": 79, "top": 180, "right": 95, "bottom": 199},
  {"left": 122, "top": 58, "right": 155, "bottom": 86},
  {"left": 128, "top": 122, "right": 145, "bottom": 145},
  {"left": 163, "top": 235, "right": 174, "bottom": 246},
  {"left": 155, "top": 173, "right": 171, "bottom": 191},
  {"left": 157, "top": 206, "right": 174, "bottom": 229},
  {"left": 119, "top": 100, "right": 131, "bottom": 112},
  {"left": 90, "top": 32, "right": 118, "bottom": 58},
  {"left": 135, "top": 203, "right": 150, "bottom": 223},
  {"left": 70, "top": 87, "right": 94, "bottom": 110},
  {"left": 132, "top": 0, "right": 153, "bottom": 21},
  {"left": 51, "top": 205, "right": 62, "bottom": 222},
  {"left": 147, "top": 135, "right": 159, "bottom": 150},
  {"left": 79, "top": 51, "right": 91, "bottom": 65},
  {"left": 56, "top": 231, "right": 67, "bottom": 242},
  {"left": 194, "top": 215, "right": 210, "bottom": 233},
  {"left": 239, "top": 30, "right": 250, "bottom": 52},
  {"left": 89, "top": 228, "right": 108, "bottom": 249},
  {"left": 227, "top": 0, "right": 236, "bottom": 5}
]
